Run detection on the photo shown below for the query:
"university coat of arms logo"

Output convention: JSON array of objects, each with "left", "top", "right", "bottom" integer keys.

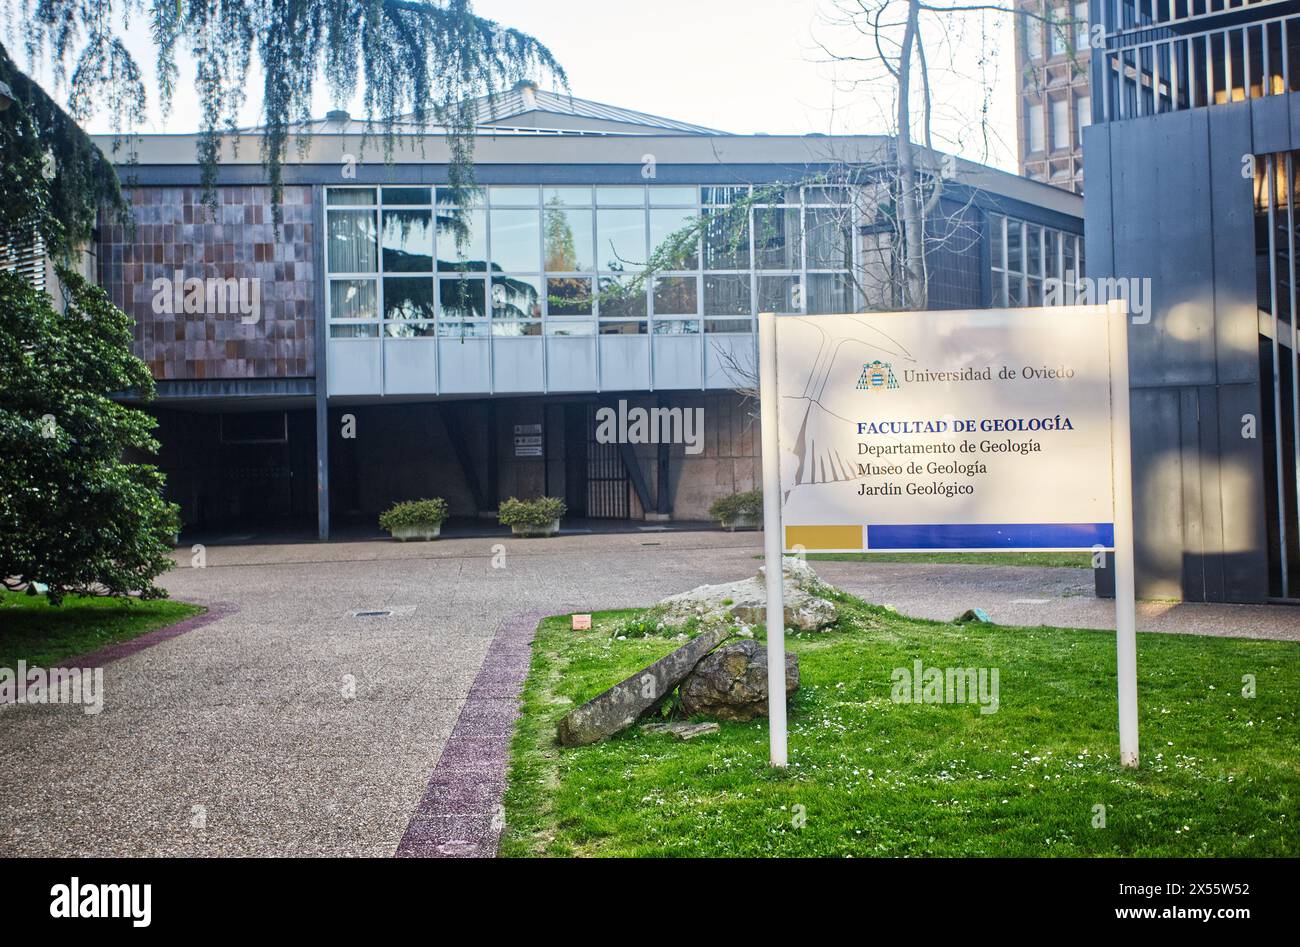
[{"left": 856, "top": 359, "right": 899, "bottom": 391}]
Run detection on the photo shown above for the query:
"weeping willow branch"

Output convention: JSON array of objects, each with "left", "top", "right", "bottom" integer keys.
[{"left": 13, "top": 0, "right": 567, "bottom": 224}]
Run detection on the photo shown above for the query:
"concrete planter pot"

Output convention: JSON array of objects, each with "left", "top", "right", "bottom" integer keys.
[
  {"left": 510, "top": 518, "right": 561, "bottom": 538},
  {"left": 388, "top": 523, "right": 442, "bottom": 542},
  {"left": 720, "top": 513, "right": 761, "bottom": 532}
]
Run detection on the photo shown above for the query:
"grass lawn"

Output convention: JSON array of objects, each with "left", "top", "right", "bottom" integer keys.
[
  {"left": 793, "top": 551, "right": 1092, "bottom": 568},
  {"left": 0, "top": 590, "right": 204, "bottom": 668},
  {"left": 502, "top": 592, "right": 1299, "bottom": 857}
]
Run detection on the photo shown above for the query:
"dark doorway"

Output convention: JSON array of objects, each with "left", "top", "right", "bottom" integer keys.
[
  {"left": 563, "top": 404, "right": 587, "bottom": 517},
  {"left": 585, "top": 403, "right": 630, "bottom": 519}
]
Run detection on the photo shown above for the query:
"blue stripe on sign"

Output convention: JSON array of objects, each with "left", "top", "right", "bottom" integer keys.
[{"left": 866, "top": 523, "right": 1114, "bottom": 550}]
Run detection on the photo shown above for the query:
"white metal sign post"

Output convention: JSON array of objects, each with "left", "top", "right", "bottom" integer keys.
[
  {"left": 757, "top": 303, "right": 1138, "bottom": 770},
  {"left": 758, "top": 310, "right": 789, "bottom": 768},
  {"left": 1107, "top": 301, "right": 1139, "bottom": 767}
]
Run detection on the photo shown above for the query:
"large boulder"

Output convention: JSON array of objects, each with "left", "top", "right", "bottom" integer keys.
[
  {"left": 657, "top": 556, "right": 837, "bottom": 633},
  {"left": 678, "top": 640, "right": 799, "bottom": 722},
  {"left": 556, "top": 625, "right": 732, "bottom": 747}
]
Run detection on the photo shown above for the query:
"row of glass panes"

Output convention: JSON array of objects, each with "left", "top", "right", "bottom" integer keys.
[
  {"left": 325, "top": 185, "right": 856, "bottom": 337},
  {"left": 325, "top": 203, "right": 853, "bottom": 276},
  {"left": 989, "top": 213, "right": 1085, "bottom": 307},
  {"left": 328, "top": 271, "right": 853, "bottom": 338}
]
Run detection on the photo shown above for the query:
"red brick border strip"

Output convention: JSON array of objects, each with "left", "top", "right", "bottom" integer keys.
[
  {"left": 68, "top": 602, "right": 236, "bottom": 668},
  {"left": 395, "top": 609, "right": 549, "bottom": 858},
  {"left": 1, "top": 601, "right": 235, "bottom": 709}
]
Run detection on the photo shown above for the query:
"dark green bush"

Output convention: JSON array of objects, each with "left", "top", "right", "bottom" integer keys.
[
  {"left": 498, "top": 496, "right": 566, "bottom": 529},
  {"left": 378, "top": 498, "right": 449, "bottom": 531},
  {"left": 708, "top": 489, "right": 763, "bottom": 522}
]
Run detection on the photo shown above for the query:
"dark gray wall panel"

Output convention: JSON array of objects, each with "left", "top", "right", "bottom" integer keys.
[
  {"left": 1083, "top": 123, "right": 1115, "bottom": 278},
  {"left": 1195, "top": 385, "right": 1227, "bottom": 602},
  {"left": 1209, "top": 102, "right": 1265, "bottom": 386},
  {"left": 1251, "top": 96, "right": 1290, "bottom": 155},
  {"left": 1179, "top": 387, "right": 1208, "bottom": 599},
  {"left": 1217, "top": 382, "right": 1270, "bottom": 602},
  {"left": 1130, "top": 387, "right": 1186, "bottom": 599},
  {"left": 1112, "top": 110, "right": 1216, "bottom": 388}
]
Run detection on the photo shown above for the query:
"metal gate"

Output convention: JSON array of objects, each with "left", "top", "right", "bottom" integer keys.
[
  {"left": 1257, "top": 150, "right": 1300, "bottom": 600},
  {"left": 586, "top": 405, "right": 630, "bottom": 519}
]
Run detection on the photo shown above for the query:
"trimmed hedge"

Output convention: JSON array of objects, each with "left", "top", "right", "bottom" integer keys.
[
  {"left": 379, "top": 498, "right": 449, "bottom": 531},
  {"left": 708, "top": 489, "right": 762, "bottom": 522},
  {"left": 498, "top": 496, "right": 566, "bottom": 529}
]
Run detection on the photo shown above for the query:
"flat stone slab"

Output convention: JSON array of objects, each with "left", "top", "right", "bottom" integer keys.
[
  {"left": 641, "top": 721, "right": 720, "bottom": 741},
  {"left": 555, "top": 625, "right": 732, "bottom": 747}
]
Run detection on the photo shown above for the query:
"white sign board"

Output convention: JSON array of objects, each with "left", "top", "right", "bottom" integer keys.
[
  {"left": 773, "top": 307, "right": 1117, "bottom": 554},
  {"left": 757, "top": 305, "right": 1138, "bottom": 770}
]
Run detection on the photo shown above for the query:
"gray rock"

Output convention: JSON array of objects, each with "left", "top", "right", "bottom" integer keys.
[
  {"left": 679, "top": 640, "right": 799, "bottom": 722},
  {"left": 556, "top": 626, "right": 732, "bottom": 747},
  {"left": 641, "top": 721, "right": 721, "bottom": 741},
  {"left": 657, "top": 556, "right": 838, "bottom": 633}
]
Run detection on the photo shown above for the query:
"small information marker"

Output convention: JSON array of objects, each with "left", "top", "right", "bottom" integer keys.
[{"left": 571, "top": 614, "right": 592, "bottom": 631}]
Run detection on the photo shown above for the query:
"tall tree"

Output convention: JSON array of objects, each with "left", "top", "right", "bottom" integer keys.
[
  {"left": 0, "top": 268, "right": 180, "bottom": 604},
  {"left": 13, "top": 0, "right": 566, "bottom": 222}
]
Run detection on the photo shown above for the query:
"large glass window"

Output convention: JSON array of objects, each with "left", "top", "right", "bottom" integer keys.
[
  {"left": 1026, "top": 103, "right": 1046, "bottom": 153},
  {"left": 326, "top": 182, "right": 856, "bottom": 342},
  {"left": 653, "top": 276, "right": 699, "bottom": 315},
  {"left": 806, "top": 208, "right": 852, "bottom": 270},
  {"left": 1051, "top": 98, "right": 1071, "bottom": 151},
  {"left": 436, "top": 208, "right": 486, "bottom": 271},
  {"left": 754, "top": 207, "right": 801, "bottom": 270},
  {"left": 703, "top": 209, "right": 749, "bottom": 270},
  {"left": 381, "top": 209, "right": 433, "bottom": 272},
  {"left": 544, "top": 204, "right": 595, "bottom": 273},
  {"left": 490, "top": 208, "right": 541, "bottom": 273},
  {"left": 703, "top": 274, "right": 751, "bottom": 316},
  {"left": 597, "top": 208, "right": 647, "bottom": 272},
  {"left": 989, "top": 213, "right": 1083, "bottom": 307},
  {"left": 492, "top": 275, "right": 541, "bottom": 319},
  {"left": 598, "top": 275, "right": 648, "bottom": 321},
  {"left": 807, "top": 273, "right": 853, "bottom": 314},
  {"left": 649, "top": 208, "right": 699, "bottom": 270},
  {"left": 328, "top": 208, "right": 376, "bottom": 273},
  {"left": 548, "top": 277, "right": 594, "bottom": 316}
]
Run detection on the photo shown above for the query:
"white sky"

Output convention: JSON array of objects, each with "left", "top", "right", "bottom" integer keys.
[{"left": 16, "top": 0, "right": 1019, "bottom": 172}]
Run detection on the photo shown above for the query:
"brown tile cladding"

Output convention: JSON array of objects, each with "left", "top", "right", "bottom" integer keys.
[{"left": 97, "top": 186, "right": 315, "bottom": 381}]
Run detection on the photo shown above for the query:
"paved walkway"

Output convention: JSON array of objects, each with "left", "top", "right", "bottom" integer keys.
[
  {"left": 817, "top": 561, "right": 1300, "bottom": 642},
  {"left": 1, "top": 532, "right": 1295, "bottom": 856}
]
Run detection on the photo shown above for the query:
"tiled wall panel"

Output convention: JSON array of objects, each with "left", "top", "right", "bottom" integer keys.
[{"left": 98, "top": 186, "right": 315, "bottom": 380}]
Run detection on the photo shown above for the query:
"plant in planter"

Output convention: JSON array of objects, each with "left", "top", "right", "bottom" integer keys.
[
  {"left": 378, "top": 498, "right": 449, "bottom": 541},
  {"left": 498, "top": 496, "right": 566, "bottom": 537},
  {"left": 708, "top": 489, "right": 763, "bottom": 531}
]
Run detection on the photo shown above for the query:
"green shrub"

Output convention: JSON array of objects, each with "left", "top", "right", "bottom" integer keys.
[
  {"left": 498, "top": 496, "right": 566, "bottom": 529},
  {"left": 378, "top": 498, "right": 449, "bottom": 531},
  {"left": 708, "top": 489, "right": 763, "bottom": 522},
  {"left": 0, "top": 269, "right": 179, "bottom": 605}
]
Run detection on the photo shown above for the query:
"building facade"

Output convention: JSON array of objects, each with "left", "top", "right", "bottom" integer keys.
[
  {"left": 93, "top": 87, "right": 1082, "bottom": 537},
  {"left": 1017, "top": 0, "right": 1094, "bottom": 193},
  {"left": 1085, "top": 0, "right": 1299, "bottom": 602}
]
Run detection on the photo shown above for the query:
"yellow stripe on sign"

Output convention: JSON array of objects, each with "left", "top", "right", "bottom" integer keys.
[{"left": 785, "top": 525, "right": 864, "bottom": 551}]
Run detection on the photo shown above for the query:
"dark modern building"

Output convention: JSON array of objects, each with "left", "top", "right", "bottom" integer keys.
[
  {"left": 89, "top": 84, "right": 1082, "bottom": 538},
  {"left": 1086, "top": 0, "right": 1299, "bottom": 602}
]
